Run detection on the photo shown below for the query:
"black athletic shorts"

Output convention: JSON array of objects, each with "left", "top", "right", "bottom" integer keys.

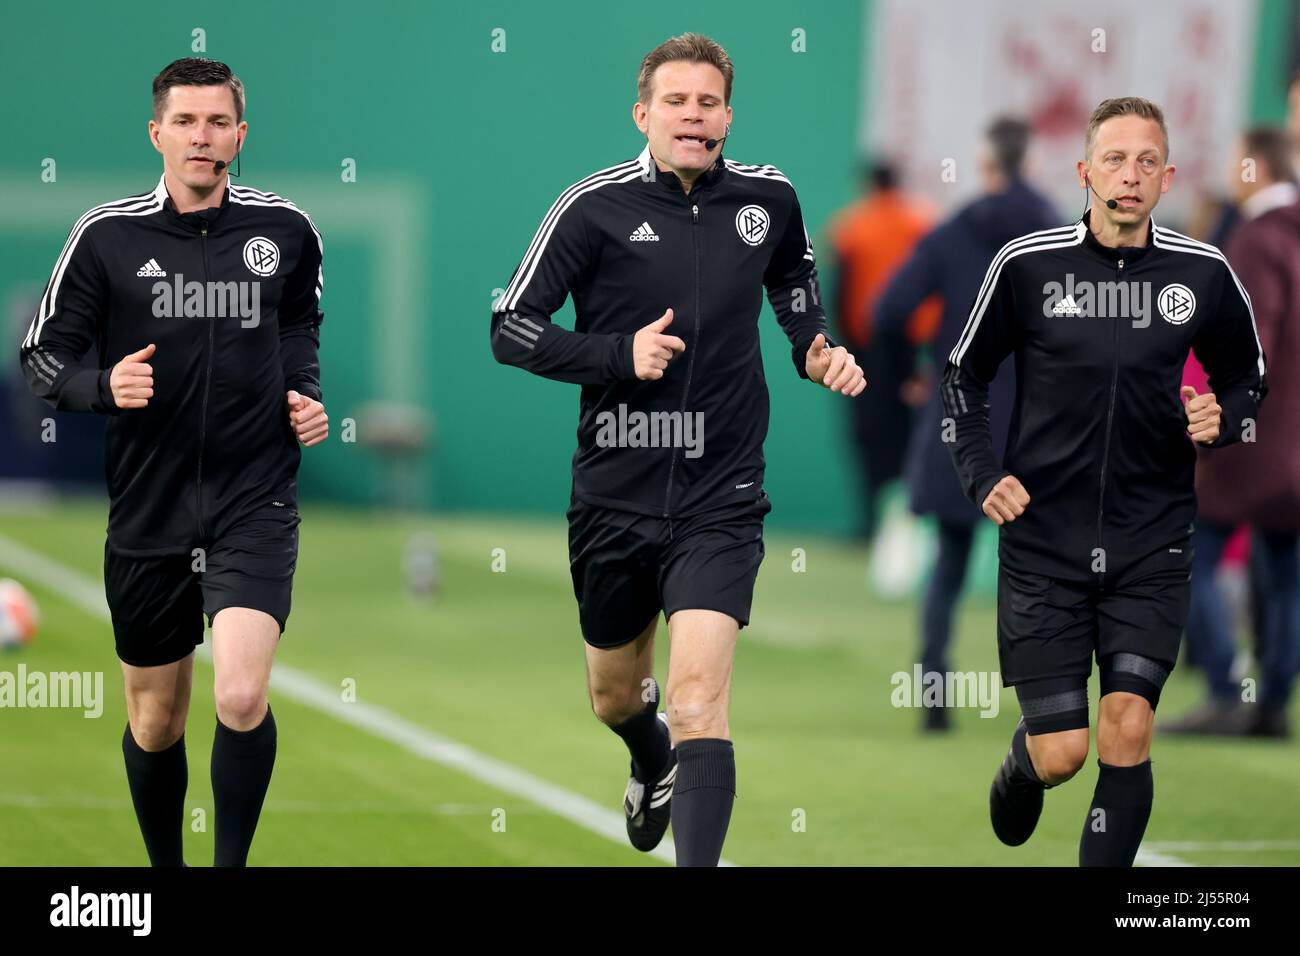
[
  {"left": 996, "top": 537, "right": 1193, "bottom": 693},
  {"left": 104, "top": 501, "right": 300, "bottom": 667},
  {"left": 567, "top": 492, "right": 772, "bottom": 648}
]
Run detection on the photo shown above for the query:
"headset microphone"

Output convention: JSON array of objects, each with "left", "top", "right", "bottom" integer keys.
[
  {"left": 1085, "top": 175, "right": 1118, "bottom": 209},
  {"left": 704, "top": 123, "right": 731, "bottom": 151},
  {"left": 213, "top": 148, "right": 241, "bottom": 177}
]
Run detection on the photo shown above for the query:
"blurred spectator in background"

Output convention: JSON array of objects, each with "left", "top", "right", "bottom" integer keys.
[
  {"left": 1185, "top": 188, "right": 1240, "bottom": 249},
  {"left": 875, "top": 117, "right": 1059, "bottom": 732},
  {"left": 1176, "top": 71, "right": 1300, "bottom": 249},
  {"left": 827, "top": 161, "right": 939, "bottom": 540},
  {"left": 1289, "top": 68, "right": 1300, "bottom": 178},
  {"left": 1163, "top": 125, "right": 1300, "bottom": 739}
]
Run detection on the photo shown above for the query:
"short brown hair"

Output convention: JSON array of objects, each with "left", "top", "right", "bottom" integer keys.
[
  {"left": 637, "top": 33, "right": 734, "bottom": 106},
  {"left": 1241, "top": 125, "right": 1296, "bottom": 185},
  {"left": 1084, "top": 97, "right": 1169, "bottom": 161},
  {"left": 153, "top": 58, "right": 245, "bottom": 124}
]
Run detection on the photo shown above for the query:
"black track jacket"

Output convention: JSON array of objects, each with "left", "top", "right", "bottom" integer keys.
[
  {"left": 490, "top": 145, "right": 831, "bottom": 517},
  {"left": 942, "top": 212, "right": 1267, "bottom": 583},
  {"left": 19, "top": 177, "right": 324, "bottom": 556}
]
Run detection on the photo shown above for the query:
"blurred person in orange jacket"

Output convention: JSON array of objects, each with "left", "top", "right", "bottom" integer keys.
[{"left": 827, "top": 161, "right": 940, "bottom": 540}]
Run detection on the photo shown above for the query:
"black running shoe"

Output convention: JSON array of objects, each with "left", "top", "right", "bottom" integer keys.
[
  {"left": 989, "top": 721, "right": 1045, "bottom": 846},
  {"left": 624, "top": 713, "right": 676, "bottom": 852}
]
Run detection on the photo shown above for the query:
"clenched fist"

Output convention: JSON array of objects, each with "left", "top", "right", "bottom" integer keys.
[
  {"left": 1181, "top": 385, "right": 1221, "bottom": 444},
  {"left": 982, "top": 474, "right": 1030, "bottom": 526},
  {"left": 805, "top": 333, "right": 866, "bottom": 396},
  {"left": 633, "top": 308, "right": 686, "bottom": 381},
  {"left": 109, "top": 343, "right": 156, "bottom": 409},
  {"left": 287, "top": 389, "right": 328, "bottom": 447}
]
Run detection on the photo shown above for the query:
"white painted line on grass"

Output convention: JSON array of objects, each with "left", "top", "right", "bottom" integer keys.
[
  {"left": 0, "top": 533, "right": 734, "bottom": 867},
  {"left": 1133, "top": 847, "right": 1194, "bottom": 867},
  {"left": 1143, "top": 840, "right": 1300, "bottom": 853}
]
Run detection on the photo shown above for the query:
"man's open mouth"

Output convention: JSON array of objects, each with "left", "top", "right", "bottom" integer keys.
[{"left": 676, "top": 134, "right": 708, "bottom": 145}]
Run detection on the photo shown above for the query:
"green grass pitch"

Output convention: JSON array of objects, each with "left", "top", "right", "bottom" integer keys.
[{"left": 0, "top": 501, "right": 1295, "bottom": 866}]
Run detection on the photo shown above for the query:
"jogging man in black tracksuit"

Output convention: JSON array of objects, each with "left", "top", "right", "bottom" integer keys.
[
  {"left": 19, "top": 59, "right": 328, "bottom": 866},
  {"left": 943, "top": 97, "right": 1266, "bottom": 865},
  {"left": 491, "top": 33, "right": 864, "bottom": 866}
]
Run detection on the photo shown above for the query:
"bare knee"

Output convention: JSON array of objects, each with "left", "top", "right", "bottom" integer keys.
[
  {"left": 666, "top": 679, "right": 727, "bottom": 741},
  {"left": 129, "top": 702, "right": 186, "bottom": 752},
  {"left": 1028, "top": 730, "right": 1089, "bottom": 785},
  {"left": 1098, "top": 694, "right": 1154, "bottom": 764},
  {"left": 122, "top": 658, "right": 191, "bottom": 751},
  {"left": 589, "top": 680, "right": 643, "bottom": 727},
  {"left": 214, "top": 680, "right": 268, "bottom": 731}
]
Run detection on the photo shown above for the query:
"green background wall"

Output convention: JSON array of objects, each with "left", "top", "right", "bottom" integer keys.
[
  {"left": 3, "top": 0, "right": 1287, "bottom": 530},
  {"left": 1, "top": 0, "right": 867, "bottom": 531}
]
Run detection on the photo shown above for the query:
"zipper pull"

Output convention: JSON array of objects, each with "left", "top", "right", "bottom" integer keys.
[
  {"left": 1117, "top": 257, "right": 1124, "bottom": 269},
  {"left": 692, "top": 204, "right": 698, "bottom": 223},
  {"left": 201, "top": 226, "right": 208, "bottom": 237}
]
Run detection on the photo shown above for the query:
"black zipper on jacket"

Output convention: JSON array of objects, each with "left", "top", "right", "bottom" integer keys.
[
  {"left": 1095, "top": 256, "right": 1123, "bottom": 585},
  {"left": 662, "top": 199, "right": 702, "bottom": 517},
  {"left": 196, "top": 225, "right": 216, "bottom": 540}
]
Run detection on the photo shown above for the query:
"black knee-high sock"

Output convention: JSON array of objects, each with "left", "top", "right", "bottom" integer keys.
[
  {"left": 1079, "top": 759, "right": 1153, "bottom": 867},
  {"left": 1011, "top": 720, "right": 1051, "bottom": 787},
  {"left": 671, "top": 738, "right": 735, "bottom": 867},
  {"left": 211, "top": 703, "right": 277, "bottom": 867},
  {"left": 122, "top": 725, "right": 188, "bottom": 867},
  {"left": 610, "top": 681, "right": 671, "bottom": 783},
  {"left": 1011, "top": 720, "right": 1039, "bottom": 782}
]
